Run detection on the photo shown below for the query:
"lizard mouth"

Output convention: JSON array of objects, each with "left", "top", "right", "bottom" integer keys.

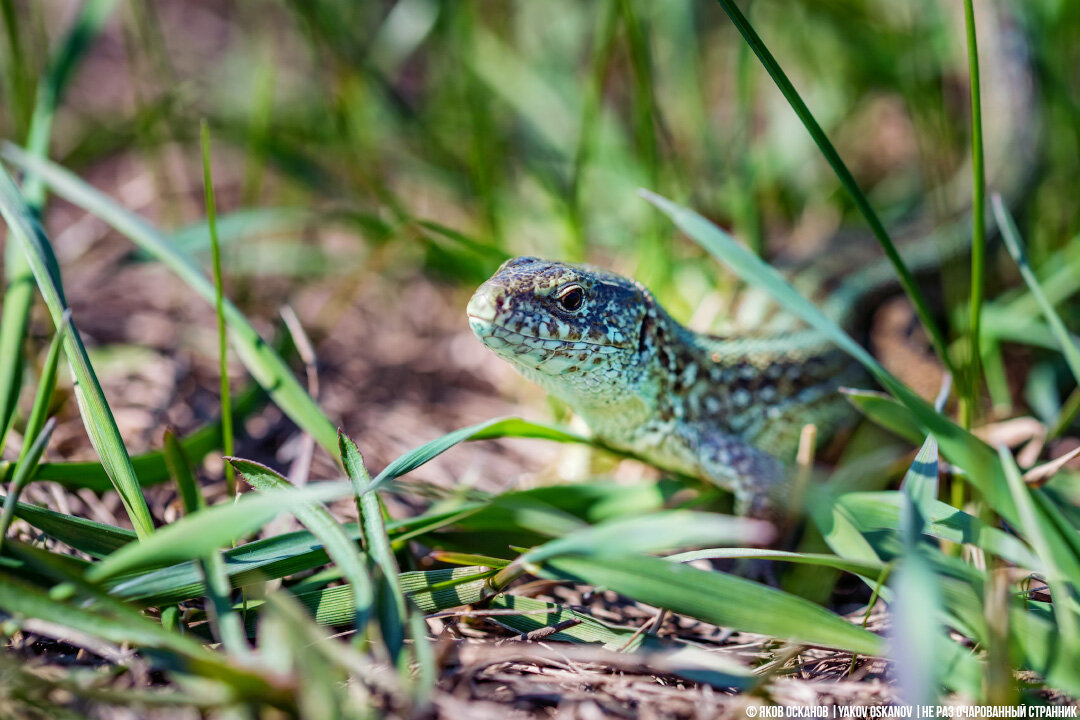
[{"left": 468, "top": 314, "right": 625, "bottom": 353}]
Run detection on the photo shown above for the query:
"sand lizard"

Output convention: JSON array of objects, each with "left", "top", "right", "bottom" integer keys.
[{"left": 467, "top": 256, "right": 865, "bottom": 522}]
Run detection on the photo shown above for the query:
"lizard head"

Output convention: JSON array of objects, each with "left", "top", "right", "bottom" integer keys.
[{"left": 467, "top": 256, "right": 655, "bottom": 405}]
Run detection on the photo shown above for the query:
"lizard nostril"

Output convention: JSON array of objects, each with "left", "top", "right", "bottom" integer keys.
[{"left": 467, "top": 289, "right": 498, "bottom": 322}]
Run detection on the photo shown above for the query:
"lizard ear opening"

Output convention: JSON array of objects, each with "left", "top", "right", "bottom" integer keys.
[{"left": 637, "top": 311, "right": 654, "bottom": 357}]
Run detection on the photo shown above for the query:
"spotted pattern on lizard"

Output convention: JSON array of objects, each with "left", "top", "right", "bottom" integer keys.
[{"left": 467, "top": 257, "right": 864, "bottom": 522}]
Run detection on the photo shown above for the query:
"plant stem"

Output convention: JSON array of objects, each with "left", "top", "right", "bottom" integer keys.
[
  {"left": 200, "top": 120, "right": 235, "bottom": 497},
  {"left": 962, "top": 0, "right": 986, "bottom": 430}
]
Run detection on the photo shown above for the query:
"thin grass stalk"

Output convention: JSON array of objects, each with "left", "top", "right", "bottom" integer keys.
[
  {"left": 0, "top": 417, "right": 54, "bottom": 555},
  {"left": 163, "top": 429, "right": 204, "bottom": 515},
  {"left": 0, "top": 0, "right": 33, "bottom": 138},
  {"left": 16, "top": 310, "right": 68, "bottom": 469},
  {"left": 200, "top": 120, "right": 235, "bottom": 496},
  {"left": 567, "top": 0, "right": 619, "bottom": 263},
  {"left": 712, "top": 0, "right": 955, "bottom": 378},
  {"left": 962, "top": 0, "right": 987, "bottom": 431},
  {"left": 340, "top": 432, "right": 407, "bottom": 662}
]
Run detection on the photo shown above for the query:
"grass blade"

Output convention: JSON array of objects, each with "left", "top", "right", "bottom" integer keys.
[
  {"left": 0, "top": 163, "right": 155, "bottom": 538},
  {"left": 15, "top": 310, "right": 67, "bottom": 470},
  {"left": 200, "top": 120, "right": 235, "bottom": 495},
  {"left": 230, "top": 457, "right": 375, "bottom": 634},
  {"left": 163, "top": 428, "right": 204, "bottom": 514},
  {"left": 369, "top": 417, "right": 588, "bottom": 492},
  {"left": 85, "top": 481, "right": 353, "bottom": 581},
  {"left": 340, "top": 432, "right": 406, "bottom": 661},
  {"left": 538, "top": 553, "right": 883, "bottom": 655},
  {"left": 0, "top": 417, "right": 55, "bottom": 554},
  {"left": 999, "top": 446, "right": 1080, "bottom": 643},
  {"left": 995, "top": 194, "right": 1080, "bottom": 383},
  {"left": 0, "top": 144, "right": 339, "bottom": 456},
  {"left": 711, "top": 0, "right": 952, "bottom": 375},
  {"left": 0, "top": 493, "right": 135, "bottom": 558},
  {"left": 521, "top": 511, "right": 773, "bottom": 566},
  {"left": 961, "top": 0, "right": 987, "bottom": 429}
]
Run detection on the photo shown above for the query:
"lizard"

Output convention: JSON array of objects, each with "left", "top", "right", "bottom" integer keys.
[
  {"left": 465, "top": 1, "right": 1036, "bottom": 527},
  {"left": 466, "top": 255, "right": 865, "bottom": 525}
]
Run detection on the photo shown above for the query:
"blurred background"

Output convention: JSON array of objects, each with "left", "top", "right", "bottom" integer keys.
[{"left": 3, "top": 0, "right": 1080, "bottom": 504}]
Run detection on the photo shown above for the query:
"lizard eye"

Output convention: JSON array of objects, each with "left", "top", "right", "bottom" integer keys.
[{"left": 557, "top": 286, "right": 585, "bottom": 312}]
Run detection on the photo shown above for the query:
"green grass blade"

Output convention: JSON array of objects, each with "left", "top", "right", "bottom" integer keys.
[
  {"left": 899, "top": 436, "right": 939, "bottom": 540},
  {"left": 200, "top": 120, "right": 235, "bottom": 494},
  {"left": 892, "top": 437, "right": 944, "bottom": 705},
  {"left": 842, "top": 388, "right": 926, "bottom": 446},
  {"left": 0, "top": 417, "right": 55, "bottom": 554},
  {"left": 340, "top": 432, "right": 406, "bottom": 661},
  {"left": 230, "top": 457, "right": 375, "bottom": 634},
  {"left": 0, "top": 244, "right": 33, "bottom": 449},
  {"left": 485, "top": 593, "right": 652, "bottom": 650},
  {"left": 837, "top": 492, "right": 1038, "bottom": 571},
  {"left": 15, "top": 310, "right": 67, "bottom": 469},
  {"left": 86, "top": 481, "right": 353, "bottom": 581},
  {"left": 0, "top": 144, "right": 339, "bottom": 456},
  {"left": 0, "top": 163, "right": 154, "bottom": 538},
  {"left": 961, "top": 0, "right": 987, "bottom": 429},
  {"left": 538, "top": 553, "right": 884, "bottom": 655},
  {"left": 995, "top": 194, "right": 1080, "bottom": 384},
  {"left": 238, "top": 567, "right": 495, "bottom": 632},
  {"left": 369, "top": 417, "right": 588, "bottom": 492},
  {"left": 890, "top": 556, "right": 944, "bottom": 705},
  {"left": 200, "top": 546, "right": 249, "bottom": 657},
  {"left": 163, "top": 428, "right": 204, "bottom": 515},
  {"left": 999, "top": 446, "right": 1080, "bottom": 643},
  {"left": 665, "top": 548, "right": 884, "bottom": 578},
  {"left": 521, "top": 511, "right": 773, "bottom": 566},
  {"left": 711, "top": 0, "right": 953, "bottom": 376},
  {"left": 0, "top": 493, "right": 135, "bottom": 558}
]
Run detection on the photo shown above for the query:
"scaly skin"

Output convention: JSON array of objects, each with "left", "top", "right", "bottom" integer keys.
[{"left": 467, "top": 257, "right": 863, "bottom": 522}]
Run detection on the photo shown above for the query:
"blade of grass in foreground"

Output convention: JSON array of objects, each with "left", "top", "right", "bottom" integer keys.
[
  {"left": 341, "top": 432, "right": 406, "bottom": 662},
  {"left": 86, "top": 482, "right": 353, "bottom": 581},
  {"left": 539, "top": 553, "right": 883, "bottom": 655},
  {"left": 0, "top": 164, "right": 155, "bottom": 538},
  {"left": 230, "top": 457, "right": 375, "bottom": 636},
  {"left": 711, "top": 0, "right": 953, "bottom": 378},
  {"left": 0, "top": 564, "right": 285, "bottom": 701},
  {"left": 163, "top": 430, "right": 246, "bottom": 655},
  {"left": 0, "top": 144, "right": 338, "bottom": 457},
  {"left": 0, "top": 418, "right": 55, "bottom": 554}
]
